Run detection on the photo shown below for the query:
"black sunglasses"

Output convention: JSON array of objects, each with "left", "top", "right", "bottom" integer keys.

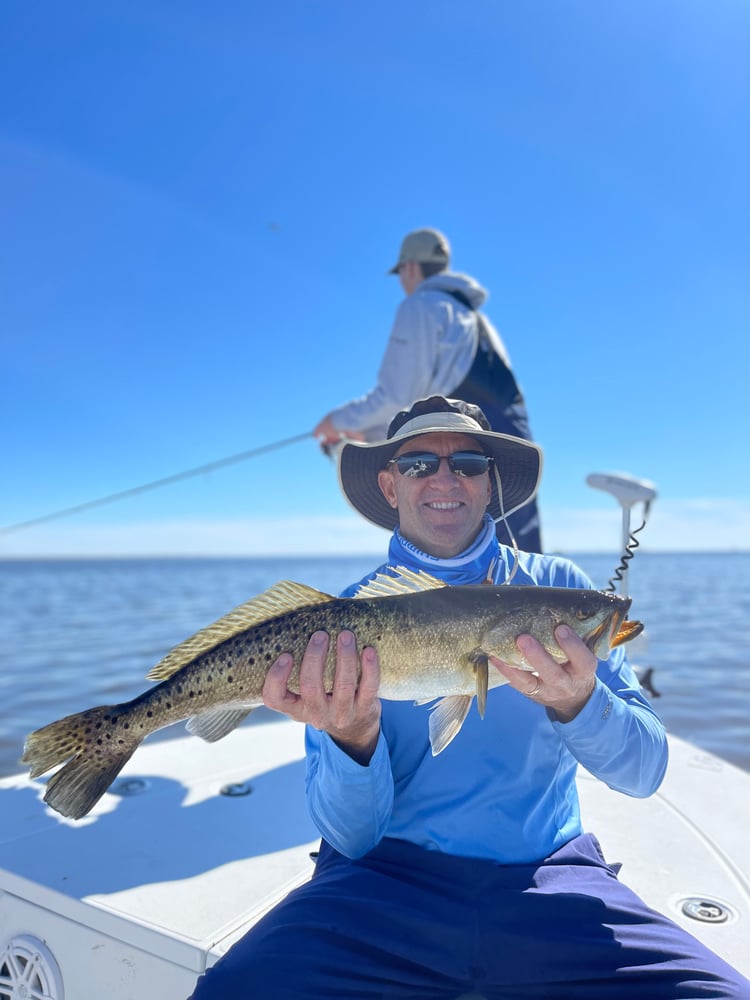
[{"left": 387, "top": 451, "right": 493, "bottom": 479}]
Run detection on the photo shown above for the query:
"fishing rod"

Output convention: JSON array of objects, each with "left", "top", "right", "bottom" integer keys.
[{"left": 0, "top": 432, "right": 313, "bottom": 536}]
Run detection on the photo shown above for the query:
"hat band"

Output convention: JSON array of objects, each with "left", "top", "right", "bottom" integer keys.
[{"left": 390, "top": 412, "right": 485, "bottom": 440}]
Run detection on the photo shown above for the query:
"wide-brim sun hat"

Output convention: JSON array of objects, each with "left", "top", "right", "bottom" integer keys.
[{"left": 338, "top": 396, "right": 543, "bottom": 531}]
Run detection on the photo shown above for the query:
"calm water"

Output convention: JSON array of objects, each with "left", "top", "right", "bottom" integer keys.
[{"left": 1, "top": 553, "right": 748, "bottom": 777}]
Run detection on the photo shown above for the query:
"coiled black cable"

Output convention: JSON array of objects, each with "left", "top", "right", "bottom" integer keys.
[{"left": 605, "top": 516, "right": 648, "bottom": 593}]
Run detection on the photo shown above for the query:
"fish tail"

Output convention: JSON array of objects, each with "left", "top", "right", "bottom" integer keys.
[
  {"left": 41, "top": 745, "right": 139, "bottom": 820},
  {"left": 22, "top": 705, "right": 142, "bottom": 819}
]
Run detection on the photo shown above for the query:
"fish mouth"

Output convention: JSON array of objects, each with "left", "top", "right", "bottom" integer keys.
[
  {"left": 586, "top": 610, "right": 644, "bottom": 656},
  {"left": 610, "top": 618, "right": 644, "bottom": 648}
]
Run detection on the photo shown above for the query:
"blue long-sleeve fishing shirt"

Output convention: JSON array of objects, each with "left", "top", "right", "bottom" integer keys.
[{"left": 304, "top": 517, "right": 668, "bottom": 862}]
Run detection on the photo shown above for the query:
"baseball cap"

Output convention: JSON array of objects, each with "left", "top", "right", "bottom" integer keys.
[{"left": 388, "top": 228, "right": 451, "bottom": 274}]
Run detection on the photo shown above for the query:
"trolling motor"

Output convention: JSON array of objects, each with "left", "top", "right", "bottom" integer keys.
[
  {"left": 587, "top": 472, "right": 660, "bottom": 697},
  {"left": 586, "top": 472, "right": 657, "bottom": 597},
  {"left": 586, "top": 472, "right": 657, "bottom": 510}
]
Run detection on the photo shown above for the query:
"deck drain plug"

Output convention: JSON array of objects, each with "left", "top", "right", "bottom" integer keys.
[
  {"left": 221, "top": 780, "right": 254, "bottom": 796},
  {"left": 111, "top": 777, "right": 150, "bottom": 797},
  {"left": 680, "top": 897, "right": 731, "bottom": 924}
]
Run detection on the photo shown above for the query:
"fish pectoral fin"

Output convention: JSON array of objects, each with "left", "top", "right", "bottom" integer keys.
[
  {"left": 186, "top": 706, "right": 256, "bottom": 743},
  {"left": 354, "top": 566, "right": 448, "bottom": 599},
  {"left": 427, "top": 695, "right": 473, "bottom": 756},
  {"left": 470, "top": 652, "right": 489, "bottom": 719}
]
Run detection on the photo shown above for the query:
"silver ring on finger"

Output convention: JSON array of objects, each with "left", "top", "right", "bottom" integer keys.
[{"left": 527, "top": 678, "right": 542, "bottom": 698}]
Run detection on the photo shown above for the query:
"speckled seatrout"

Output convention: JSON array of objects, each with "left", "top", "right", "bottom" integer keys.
[{"left": 22, "top": 567, "right": 642, "bottom": 819}]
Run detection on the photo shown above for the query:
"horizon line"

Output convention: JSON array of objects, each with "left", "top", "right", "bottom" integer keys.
[{"left": 1, "top": 549, "right": 748, "bottom": 562}]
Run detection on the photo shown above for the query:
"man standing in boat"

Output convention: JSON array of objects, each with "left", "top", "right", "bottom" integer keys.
[
  {"left": 313, "top": 227, "right": 543, "bottom": 553},
  {"left": 190, "top": 395, "right": 749, "bottom": 999}
]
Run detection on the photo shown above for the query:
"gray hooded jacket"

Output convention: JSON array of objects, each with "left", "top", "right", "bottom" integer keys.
[{"left": 328, "top": 272, "right": 515, "bottom": 442}]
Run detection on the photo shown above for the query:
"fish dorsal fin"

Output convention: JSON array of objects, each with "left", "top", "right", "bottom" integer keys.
[
  {"left": 146, "top": 580, "right": 334, "bottom": 681},
  {"left": 354, "top": 565, "right": 448, "bottom": 599}
]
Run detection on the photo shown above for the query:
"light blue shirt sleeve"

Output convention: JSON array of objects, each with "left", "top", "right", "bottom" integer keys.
[
  {"left": 305, "top": 727, "right": 394, "bottom": 858},
  {"left": 550, "top": 659, "right": 668, "bottom": 797},
  {"left": 536, "top": 555, "right": 668, "bottom": 797}
]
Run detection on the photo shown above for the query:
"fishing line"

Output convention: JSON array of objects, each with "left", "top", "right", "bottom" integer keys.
[{"left": 1, "top": 432, "right": 313, "bottom": 536}]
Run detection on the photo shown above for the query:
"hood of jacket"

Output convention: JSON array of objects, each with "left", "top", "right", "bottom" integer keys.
[{"left": 416, "top": 271, "right": 488, "bottom": 310}]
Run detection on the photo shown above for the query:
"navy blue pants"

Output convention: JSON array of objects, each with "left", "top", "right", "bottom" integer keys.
[{"left": 189, "top": 834, "right": 749, "bottom": 999}]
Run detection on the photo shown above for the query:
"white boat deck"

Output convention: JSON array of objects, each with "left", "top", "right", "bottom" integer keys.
[{"left": 1, "top": 717, "right": 748, "bottom": 998}]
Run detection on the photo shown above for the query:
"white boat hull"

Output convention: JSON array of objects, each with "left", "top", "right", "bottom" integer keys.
[{"left": 1, "top": 717, "right": 748, "bottom": 998}]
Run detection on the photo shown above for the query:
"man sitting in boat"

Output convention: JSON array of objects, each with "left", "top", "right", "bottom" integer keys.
[{"left": 189, "top": 395, "right": 749, "bottom": 1000}]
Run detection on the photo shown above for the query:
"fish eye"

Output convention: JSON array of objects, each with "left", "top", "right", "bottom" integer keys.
[{"left": 575, "top": 609, "right": 592, "bottom": 621}]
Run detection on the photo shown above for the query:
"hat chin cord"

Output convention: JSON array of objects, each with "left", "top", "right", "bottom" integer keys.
[{"left": 491, "top": 465, "right": 520, "bottom": 585}]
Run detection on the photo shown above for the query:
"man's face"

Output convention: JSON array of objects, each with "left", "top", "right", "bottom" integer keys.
[
  {"left": 377, "top": 432, "right": 492, "bottom": 558},
  {"left": 397, "top": 260, "right": 422, "bottom": 295}
]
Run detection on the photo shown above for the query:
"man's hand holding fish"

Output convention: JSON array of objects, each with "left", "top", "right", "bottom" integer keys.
[
  {"left": 264, "top": 629, "right": 382, "bottom": 766},
  {"left": 491, "top": 623, "right": 598, "bottom": 723}
]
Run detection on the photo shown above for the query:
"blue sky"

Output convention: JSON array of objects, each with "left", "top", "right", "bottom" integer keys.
[{"left": 1, "top": 1, "right": 748, "bottom": 557}]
